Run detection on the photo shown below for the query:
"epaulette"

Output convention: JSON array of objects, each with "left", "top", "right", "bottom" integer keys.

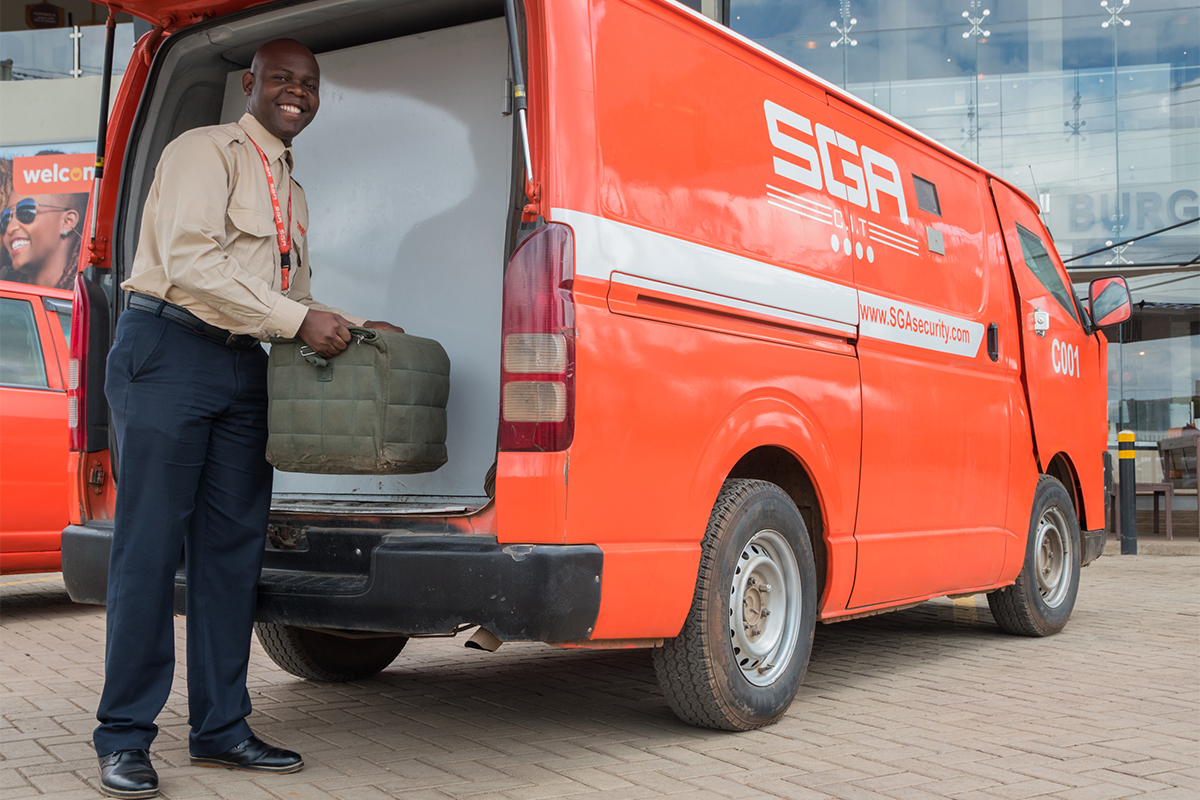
[{"left": 208, "top": 121, "right": 246, "bottom": 148}]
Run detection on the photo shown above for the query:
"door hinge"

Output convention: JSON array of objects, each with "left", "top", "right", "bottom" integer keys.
[{"left": 87, "top": 460, "right": 106, "bottom": 495}]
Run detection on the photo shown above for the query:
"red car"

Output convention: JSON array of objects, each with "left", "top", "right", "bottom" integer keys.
[{"left": 1, "top": 280, "right": 72, "bottom": 574}]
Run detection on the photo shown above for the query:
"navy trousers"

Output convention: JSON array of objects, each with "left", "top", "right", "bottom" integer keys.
[{"left": 94, "top": 309, "right": 272, "bottom": 757}]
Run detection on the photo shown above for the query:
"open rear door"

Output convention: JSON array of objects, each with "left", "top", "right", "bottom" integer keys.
[{"left": 989, "top": 180, "right": 1105, "bottom": 528}]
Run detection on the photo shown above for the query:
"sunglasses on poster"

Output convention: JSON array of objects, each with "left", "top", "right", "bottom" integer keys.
[{"left": 1, "top": 198, "right": 75, "bottom": 235}]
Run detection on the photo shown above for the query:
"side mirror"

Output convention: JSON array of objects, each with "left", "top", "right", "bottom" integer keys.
[{"left": 1088, "top": 276, "right": 1132, "bottom": 329}]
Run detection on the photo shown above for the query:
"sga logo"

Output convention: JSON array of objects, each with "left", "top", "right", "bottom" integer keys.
[{"left": 764, "top": 100, "right": 909, "bottom": 224}]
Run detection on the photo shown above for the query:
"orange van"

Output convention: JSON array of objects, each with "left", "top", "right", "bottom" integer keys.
[{"left": 61, "top": 0, "right": 1131, "bottom": 730}]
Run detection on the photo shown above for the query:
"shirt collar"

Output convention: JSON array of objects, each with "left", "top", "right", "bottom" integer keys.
[{"left": 238, "top": 112, "right": 293, "bottom": 171}]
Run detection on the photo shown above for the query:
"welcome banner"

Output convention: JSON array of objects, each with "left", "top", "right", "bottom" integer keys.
[{"left": 13, "top": 153, "right": 97, "bottom": 194}]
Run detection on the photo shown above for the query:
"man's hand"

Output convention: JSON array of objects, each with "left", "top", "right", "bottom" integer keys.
[
  {"left": 364, "top": 320, "right": 405, "bottom": 333},
  {"left": 298, "top": 309, "right": 352, "bottom": 357}
]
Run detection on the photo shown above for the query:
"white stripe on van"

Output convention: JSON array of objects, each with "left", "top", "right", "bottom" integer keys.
[
  {"left": 550, "top": 208, "right": 860, "bottom": 331},
  {"left": 609, "top": 272, "right": 858, "bottom": 337},
  {"left": 766, "top": 196, "right": 835, "bottom": 226},
  {"left": 857, "top": 290, "right": 984, "bottom": 358},
  {"left": 865, "top": 220, "right": 921, "bottom": 256},
  {"left": 765, "top": 184, "right": 836, "bottom": 224}
]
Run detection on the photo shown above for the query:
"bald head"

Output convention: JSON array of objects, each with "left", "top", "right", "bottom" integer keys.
[
  {"left": 250, "top": 39, "right": 317, "bottom": 75},
  {"left": 242, "top": 39, "right": 321, "bottom": 145}
]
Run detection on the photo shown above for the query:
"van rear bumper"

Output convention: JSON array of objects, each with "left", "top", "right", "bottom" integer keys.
[{"left": 61, "top": 522, "right": 603, "bottom": 643}]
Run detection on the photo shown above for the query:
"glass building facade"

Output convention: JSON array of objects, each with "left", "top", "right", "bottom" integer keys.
[
  {"left": 0, "top": 23, "right": 136, "bottom": 81},
  {"left": 724, "top": 0, "right": 1199, "bottom": 482}
]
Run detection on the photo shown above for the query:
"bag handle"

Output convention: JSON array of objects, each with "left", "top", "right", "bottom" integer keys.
[{"left": 273, "top": 325, "right": 381, "bottom": 369}]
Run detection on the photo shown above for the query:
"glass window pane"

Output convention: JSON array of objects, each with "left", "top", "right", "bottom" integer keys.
[
  {"left": 54, "top": 309, "right": 72, "bottom": 344},
  {"left": 730, "top": 0, "right": 835, "bottom": 42},
  {"left": 1117, "top": 5, "right": 1199, "bottom": 68},
  {"left": 0, "top": 298, "right": 49, "bottom": 388},
  {"left": 1016, "top": 223, "right": 1080, "bottom": 323},
  {"left": 0, "top": 23, "right": 136, "bottom": 81},
  {"left": 913, "top": 174, "right": 942, "bottom": 215},
  {"left": 1107, "top": 301, "right": 1200, "bottom": 445}
]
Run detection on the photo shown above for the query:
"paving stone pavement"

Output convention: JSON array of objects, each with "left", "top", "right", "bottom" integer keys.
[{"left": 1, "top": 555, "right": 1196, "bottom": 800}]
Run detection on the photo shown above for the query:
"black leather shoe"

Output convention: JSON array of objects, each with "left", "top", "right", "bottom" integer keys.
[
  {"left": 190, "top": 735, "right": 303, "bottom": 774},
  {"left": 97, "top": 749, "right": 158, "bottom": 799}
]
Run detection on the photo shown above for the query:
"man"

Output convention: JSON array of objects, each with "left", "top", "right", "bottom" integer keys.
[{"left": 93, "top": 39, "right": 401, "bottom": 799}]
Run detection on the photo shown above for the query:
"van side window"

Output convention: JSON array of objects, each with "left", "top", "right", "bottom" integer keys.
[
  {"left": 1015, "top": 223, "right": 1079, "bottom": 324},
  {"left": 44, "top": 297, "right": 73, "bottom": 343},
  {"left": 912, "top": 175, "right": 941, "bottom": 216},
  {"left": 0, "top": 298, "right": 49, "bottom": 388}
]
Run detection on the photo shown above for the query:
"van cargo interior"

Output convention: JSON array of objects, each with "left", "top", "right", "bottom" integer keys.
[{"left": 117, "top": 0, "right": 517, "bottom": 512}]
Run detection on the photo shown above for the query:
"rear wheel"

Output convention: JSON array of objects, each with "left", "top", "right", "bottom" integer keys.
[
  {"left": 254, "top": 622, "right": 407, "bottom": 681},
  {"left": 987, "top": 475, "right": 1081, "bottom": 636},
  {"left": 653, "top": 479, "right": 817, "bottom": 731}
]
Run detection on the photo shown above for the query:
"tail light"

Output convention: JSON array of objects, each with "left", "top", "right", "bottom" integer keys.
[
  {"left": 500, "top": 223, "right": 575, "bottom": 451},
  {"left": 68, "top": 273, "right": 91, "bottom": 452}
]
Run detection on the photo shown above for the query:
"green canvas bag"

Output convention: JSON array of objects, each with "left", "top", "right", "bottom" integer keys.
[{"left": 265, "top": 326, "right": 450, "bottom": 474}]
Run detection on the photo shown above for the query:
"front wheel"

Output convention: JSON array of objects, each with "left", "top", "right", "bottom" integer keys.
[
  {"left": 254, "top": 622, "right": 407, "bottom": 681},
  {"left": 653, "top": 479, "right": 817, "bottom": 731},
  {"left": 987, "top": 475, "right": 1081, "bottom": 636}
]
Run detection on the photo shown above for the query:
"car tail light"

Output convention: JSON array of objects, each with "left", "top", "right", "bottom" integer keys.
[
  {"left": 68, "top": 274, "right": 90, "bottom": 452},
  {"left": 500, "top": 223, "right": 575, "bottom": 451}
]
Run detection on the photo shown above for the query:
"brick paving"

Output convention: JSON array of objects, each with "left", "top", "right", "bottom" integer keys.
[{"left": 1, "top": 555, "right": 1196, "bottom": 800}]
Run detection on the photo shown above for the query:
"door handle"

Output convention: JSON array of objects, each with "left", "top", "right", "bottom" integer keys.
[{"left": 987, "top": 323, "right": 999, "bottom": 362}]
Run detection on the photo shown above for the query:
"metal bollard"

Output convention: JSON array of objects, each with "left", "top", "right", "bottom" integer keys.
[{"left": 1118, "top": 430, "right": 1136, "bottom": 555}]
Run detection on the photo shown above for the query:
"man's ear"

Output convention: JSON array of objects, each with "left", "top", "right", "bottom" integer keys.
[{"left": 242, "top": 69, "right": 254, "bottom": 96}]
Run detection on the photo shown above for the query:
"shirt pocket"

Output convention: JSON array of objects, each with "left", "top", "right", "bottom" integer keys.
[
  {"left": 225, "top": 207, "right": 280, "bottom": 283},
  {"left": 227, "top": 207, "right": 276, "bottom": 239}
]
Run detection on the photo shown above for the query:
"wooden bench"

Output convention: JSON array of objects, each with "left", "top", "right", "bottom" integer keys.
[{"left": 1134, "top": 482, "right": 1176, "bottom": 539}]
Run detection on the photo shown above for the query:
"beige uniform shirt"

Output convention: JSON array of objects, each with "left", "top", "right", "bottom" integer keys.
[{"left": 123, "top": 113, "right": 364, "bottom": 338}]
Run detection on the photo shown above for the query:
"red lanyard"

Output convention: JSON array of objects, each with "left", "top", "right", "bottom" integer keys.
[{"left": 247, "top": 136, "right": 293, "bottom": 290}]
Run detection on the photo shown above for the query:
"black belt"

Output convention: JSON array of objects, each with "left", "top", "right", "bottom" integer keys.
[{"left": 127, "top": 292, "right": 261, "bottom": 350}]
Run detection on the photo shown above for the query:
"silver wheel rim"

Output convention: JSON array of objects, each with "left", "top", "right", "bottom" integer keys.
[
  {"left": 1035, "top": 506, "right": 1072, "bottom": 608},
  {"left": 728, "top": 529, "right": 802, "bottom": 687}
]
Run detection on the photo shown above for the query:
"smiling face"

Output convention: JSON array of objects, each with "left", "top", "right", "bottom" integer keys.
[
  {"left": 242, "top": 39, "right": 321, "bottom": 146},
  {"left": 2, "top": 193, "right": 75, "bottom": 278}
]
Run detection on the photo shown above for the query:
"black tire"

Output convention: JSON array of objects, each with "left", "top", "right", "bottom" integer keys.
[
  {"left": 254, "top": 622, "right": 407, "bottom": 681},
  {"left": 653, "top": 479, "right": 817, "bottom": 731},
  {"left": 987, "top": 475, "right": 1081, "bottom": 637}
]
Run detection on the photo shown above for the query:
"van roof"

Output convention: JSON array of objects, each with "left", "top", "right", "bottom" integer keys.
[
  {"left": 104, "top": 0, "right": 1039, "bottom": 217},
  {"left": 104, "top": 0, "right": 272, "bottom": 28}
]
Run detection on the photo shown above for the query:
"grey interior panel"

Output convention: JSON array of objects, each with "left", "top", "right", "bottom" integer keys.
[{"left": 120, "top": 8, "right": 513, "bottom": 504}]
